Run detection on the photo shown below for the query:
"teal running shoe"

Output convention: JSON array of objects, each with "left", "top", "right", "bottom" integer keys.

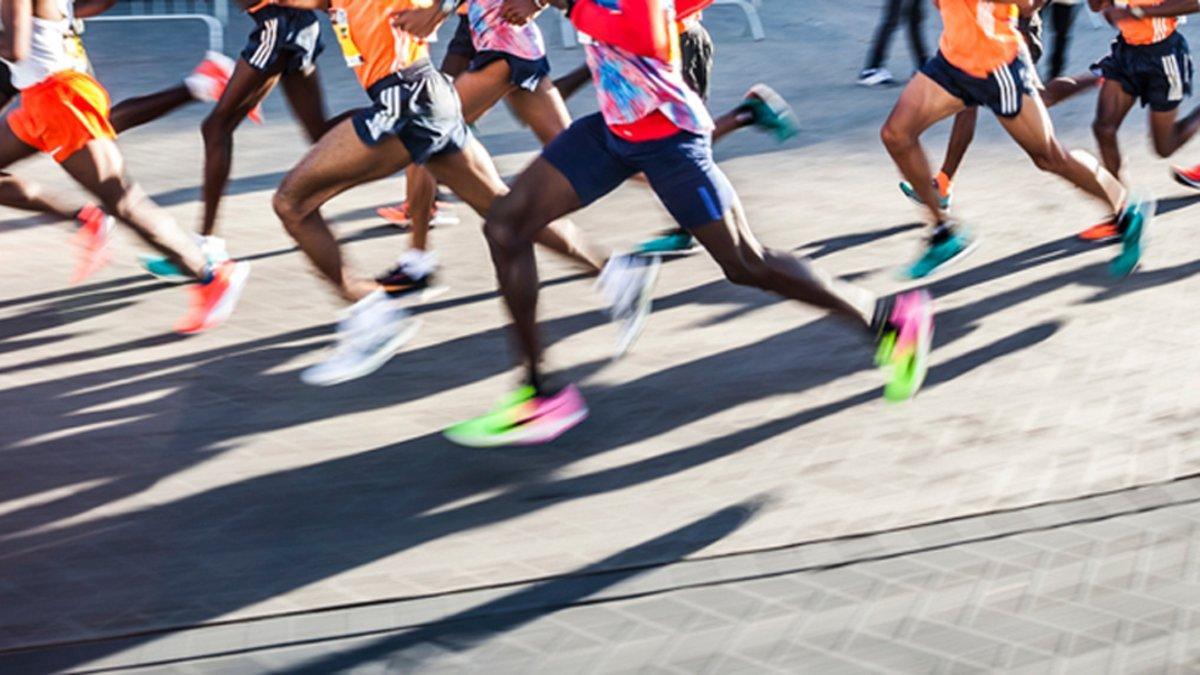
[
  {"left": 904, "top": 226, "right": 978, "bottom": 279},
  {"left": 1110, "top": 194, "right": 1155, "bottom": 277},
  {"left": 635, "top": 229, "right": 698, "bottom": 257},
  {"left": 899, "top": 179, "right": 952, "bottom": 210},
  {"left": 140, "top": 235, "right": 229, "bottom": 283},
  {"left": 741, "top": 84, "right": 799, "bottom": 142},
  {"left": 874, "top": 290, "right": 934, "bottom": 402}
]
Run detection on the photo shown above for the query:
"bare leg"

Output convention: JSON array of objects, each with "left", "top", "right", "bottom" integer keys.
[
  {"left": 505, "top": 75, "right": 571, "bottom": 145},
  {"left": 1041, "top": 71, "right": 1099, "bottom": 107},
  {"left": 0, "top": 123, "right": 87, "bottom": 219},
  {"left": 1003, "top": 93, "right": 1125, "bottom": 212},
  {"left": 552, "top": 64, "right": 591, "bottom": 102},
  {"left": 1091, "top": 79, "right": 1136, "bottom": 178},
  {"left": 109, "top": 85, "right": 194, "bottom": 133},
  {"left": 1149, "top": 104, "right": 1200, "bottom": 158},
  {"left": 60, "top": 139, "right": 207, "bottom": 277},
  {"left": 880, "top": 72, "right": 966, "bottom": 225},
  {"left": 200, "top": 58, "right": 279, "bottom": 236},
  {"left": 280, "top": 67, "right": 330, "bottom": 142},
  {"left": 273, "top": 119, "right": 411, "bottom": 302},
  {"left": 939, "top": 107, "right": 977, "bottom": 180}
]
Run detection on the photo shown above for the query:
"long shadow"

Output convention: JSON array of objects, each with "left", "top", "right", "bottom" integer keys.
[
  {"left": 147, "top": 171, "right": 289, "bottom": 208},
  {"left": 1156, "top": 193, "right": 1200, "bottom": 216}
]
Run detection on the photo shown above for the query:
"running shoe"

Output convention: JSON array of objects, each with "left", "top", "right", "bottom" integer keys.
[
  {"left": 741, "top": 84, "right": 800, "bottom": 142},
  {"left": 376, "top": 201, "right": 460, "bottom": 227},
  {"left": 857, "top": 68, "right": 894, "bottom": 87},
  {"left": 140, "top": 235, "right": 230, "bottom": 283},
  {"left": 899, "top": 178, "right": 952, "bottom": 210},
  {"left": 444, "top": 384, "right": 589, "bottom": 447},
  {"left": 874, "top": 289, "right": 934, "bottom": 402},
  {"left": 596, "top": 253, "right": 661, "bottom": 358},
  {"left": 174, "top": 260, "right": 251, "bottom": 334},
  {"left": 71, "top": 204, "right": 114, "bottom": 285},
  {"left": 1077, "top": 218, "right": 1120, "bottom": 242},
  {"left": 634, "top": 229, "right": 698, "bottom": 257},
  {"left": 300, "top": 291, "right": 421, "bottom": 386},
  {"left": 1171, "top": 164, "right": 1200, "bottom": 190},
  {"left": 903, "top": 225, "right": 978, "bottom": 279},
  {"left": 184, "top": 51, "right": 234, "bottom": 103},
  {"left": 375, "top": 250, "right": 448, "bottom": 302},
  {"left": 1110, "top": 194, "right": 1154, "bottom": 278}
]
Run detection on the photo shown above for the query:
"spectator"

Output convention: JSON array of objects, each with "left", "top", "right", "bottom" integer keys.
[
  {"left": 1043, "top": 0, "right": 1082, "bottom": 79},
  {"left": 859, "top": 0, "right": 929, "bottom": 86}
]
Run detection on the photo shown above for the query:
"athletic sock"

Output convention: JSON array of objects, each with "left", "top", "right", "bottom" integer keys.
[
  {"left": 934, "top": 171, "right": 952, "bottom": 196},
  {"left": 200, "top": 263, "right": 216, "bottom": 285},
  {"left": 930, "top": 221, "right": 955, "bottom": 244}
]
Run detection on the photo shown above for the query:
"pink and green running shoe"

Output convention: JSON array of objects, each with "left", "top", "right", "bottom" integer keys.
[
  {"left": 444, "top": 384, "right": 589, "bottom": 447},
  {"left": 874, "top": 290, "right": 934, "bottom": 402}
]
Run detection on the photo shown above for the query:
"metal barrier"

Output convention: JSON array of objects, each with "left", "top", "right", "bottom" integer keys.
[{"left": 85, "top": 13, "right": 225, "bottom": 53}]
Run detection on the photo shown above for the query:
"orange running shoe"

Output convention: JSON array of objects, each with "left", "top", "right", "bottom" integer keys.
[
  {"left": 375, "top": 201, "right": 459, "bottom": 227},
  {"left": 185, "top": 51, "right": 233, "bottom": 102},
  {"left": 174, "top": 260, "right": 251, "bottom": 334},
  {"left": 1172, "top": 164, "right": 1200, "bottom": 190},
  {"left": 71, "top": 204, "right": 114, "bottom": 285},
  {"left": 1077, "top": 219, "right": 1120, "bottom": 242}
]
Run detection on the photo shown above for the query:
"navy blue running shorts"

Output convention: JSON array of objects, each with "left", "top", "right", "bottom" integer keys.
[
  {"left": 1092, "top": 32, "right": 1192, "bottom": 112},
  {"left": 446, "top": 14, "right": 476, "bottom": 60},
  {"left": 241, "top": 6, "right": 323, "bottom": 75},
  {"left": 469, "top": 50, "right": 551, "bottom": 92},
  {"left": 542, "top": 113, "right": 736, "bottom": 230},
  {"left": 352, "top": 59, "right": 471, "bottom": 165},
  {"left": 922, "top": 51, "right": 1035, "bottom": 118}
]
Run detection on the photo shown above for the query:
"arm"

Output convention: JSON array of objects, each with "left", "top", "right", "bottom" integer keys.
[
  {"left": 568, "top": 0, "right": 671, "bottom": 59},
  {"left": 1, "top": 0, "right": 32, "bottom": 62},
  {"left": 269, "top": 0, "right": 330, "bottom": 9},
  {"left": 1089, "top": 0, "right": 1112, "bottom": 13},
  {"left": 72, "top": 0, "right": 117, "bottom": 18},
  {"left": 1131, "top": 0, "right": 1200, "bottom": 17}
]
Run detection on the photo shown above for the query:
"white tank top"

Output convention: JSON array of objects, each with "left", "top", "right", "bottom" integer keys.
[{"left": 4, "top": 0, "right": 88, "bottom": 90}]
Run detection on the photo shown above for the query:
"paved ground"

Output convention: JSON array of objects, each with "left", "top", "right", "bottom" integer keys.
[{"left": 3, "top": 2, "right": 1200, "bottom": 672}]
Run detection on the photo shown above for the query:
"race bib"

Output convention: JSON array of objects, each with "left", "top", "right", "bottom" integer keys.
[{"left": 329, "top": 8, "right": 363, "bottom": 67}]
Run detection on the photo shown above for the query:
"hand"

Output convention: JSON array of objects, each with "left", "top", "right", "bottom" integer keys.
[
  {"left": 1102, "top": 5, "right": 1132, "bottom": 23},
  {"left": 500, "top": 0, "right": 540, "bottom": 25},
  {"left": 391, "top": 5, "right": 448, "bottom": 38}
]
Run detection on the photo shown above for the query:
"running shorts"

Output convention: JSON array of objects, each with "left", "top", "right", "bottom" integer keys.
[
  {"left": 922, "top": 51, "right": 1035, "bottom": 119},
  {"left": 352, "top": 58, "right": 471, "bottom": 164},
  {"left": 1092, "top": 32, "right": 1192, "bottom": 112},
  {"left": 241, "top": 6, "right": 324, "bottom": 75},
  {"left": 468, "top": 50, "right": 551, "bottom": 92},
  {"left": 1019, "top": 13, "right": 1044, "bottom": 65},
  {"left": 680, "top": 21, "right": 713, "bottom": 101},
  {"left": 542, "top": 112, "right": 736, "bottom": 229},
  {"left": 7, "top": 70, "right": 115, "bottom": 163},
  {"left": 446, "top": 14, "right": 476, "bottom": 60},
  {"left": 0, "top": 61, "right": 18, "bottom": 107}
]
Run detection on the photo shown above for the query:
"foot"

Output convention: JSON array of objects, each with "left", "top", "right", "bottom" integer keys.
[
  {"left": 740, "top": 84, "right": 799, "bottom": 142},
  {"left": 634, "top": 229, "right": 698, "bottom": 257},
  {"left": 1171, "top": 164, "right": 1200, "bottom": 190},
  {"left": 444, "top": 384, "right": 589, "bottom": 447},
  {"left": 857, "top": 68, "right": 894, "bottom": 87},
  {"left": 1110, "top": 193, "right": 1154, "bottom": 278},
  {"left": 375, "top": 250, "right": 448, "bottom": 302},
  {"left": 300, "top": 291, "right": 421, "bottom": 386},
  {"left": 904, "top": 223, "right": 979, "bottom": 279},
  {"left": 71, "top": 204, "right": 114, "bottom": 285},
  {"left": 874, "top": 290, "right": 934, "bottom": 402},
  {"left": 185, "top": 51, "right": 234, "bottom": 102},
  {"left": 376, "top": 201, "right": 460, "bottom": 227},
  {"left": 1077, "top": 219, "right": 1121, "bottom": 243},
  {"left": 899, "top": 176, "right": 952, "bottom": 210},
  {"left": 141, "top": 235, "right": 230, "bottom": 283},
  {"left": 596, "top": 253, "right": 661, "bottom": 358},
  {"left": 174, "top": 260, "right": 251, "bottom": 334}
]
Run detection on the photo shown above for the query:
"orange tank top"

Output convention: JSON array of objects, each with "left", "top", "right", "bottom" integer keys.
[
  {"left": 1116, "top": 0, "right": 1176, "bottom": 45},
  {"left": 938, "top": 0, "right": 1021, "bottom": 78},
  {"left": 328, "top": 0, "right": 430, "bottom": 90}
]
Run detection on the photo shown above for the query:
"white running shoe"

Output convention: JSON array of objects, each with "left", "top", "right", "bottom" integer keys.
[
  {"left": 595, "top": 253, "right": 661, "bottom": 359},
  {"left": 301, "top": 291, "right": 421, "bottom": 386},
  {"left": 857, "top": 68, "right": 894, "bottom": 87}
]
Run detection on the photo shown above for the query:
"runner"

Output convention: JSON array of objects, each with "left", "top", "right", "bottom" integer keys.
[
  {"left": 898, "top": 3, "right": 1100, "bottom": 213},
  {"left": 880, "top": 0, "right": 1152, "bottom": 279},
  {"left": 269, "top": 0, "right": 642, "bottom": 386},
  {"left": 444, "top": 0, "right": 934, "bottom": 447},
  {"left": 139, "top": 0, "right": 329, "bottom": 281},
  {"left": 0, "top": 0, "right": 250, "bottom": 331}
]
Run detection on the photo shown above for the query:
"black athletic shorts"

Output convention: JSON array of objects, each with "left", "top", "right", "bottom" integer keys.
[
  {"left": 0, "top": 61, "right": 17, "bottom": 107},
  {"left": 680, "top": 21, "right": 713, "bottom": 101},
  {"left": 446, "top": 14, "right": 475, "bottom": 60},
  {"left": 1092, "top": 32, "right": 1193, "bottom": 112},
  {"left": 353, "top": 58, "right": 471, "bottom": 164},
  {"left": 1019, "top": 14, "right": 1044, "bottom": 65},
  {"left": 241, "top": 6, "right": 323, "bottom": 75},
  {"left": 469, "top": 50, "right": 551, "bottom": 91},
  {"left": 922, "top": 51, "right": 1035, "bottom": 118}
]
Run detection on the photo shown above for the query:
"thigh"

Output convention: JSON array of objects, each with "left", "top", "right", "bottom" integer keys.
[
  {"left": 997, "top": 93, "right": 1062, "bottom": 156},
  {"left": 212, "top": 58, "right": 280, "bottom": 123},
  {"left": 689, "top": 200, "right": 765, "bottom": 274},
  {"left": 455, "top": 59, "right": 516, "bottom": 124},
  {"left": 280, "top": 66, "right": 329, "bottom": 141},
  {"left": 540, "top": 113, "right": 636, "bottom": 209},
  {"left": 425, "top": 136, "right": 507, "bottom": 218},
  {"left": 59, "top": 138, "right": 129, "bottom": 203},
  {"left": 884, "top": 70, "right": 966, "bottom": 137},
  {"left": 504, "top": 76, "right": 571, "bottom": 145},
  {"left": 489, "top": 156, "right": 585, "bottom": 242},
  {"left": 0, "top": 119, "right": 40, "bottom": 170},
  {"left": 1095, "top": 78, "right": 1136, "bottom": 128},
  {"left": 277, "top": 117, "right": 411, "bottom": 217}
]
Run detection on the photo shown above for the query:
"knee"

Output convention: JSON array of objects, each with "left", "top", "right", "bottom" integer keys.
[
  {"left": 482, "top": 194, "right": 527, "bottom": 253},
  {"left": 720, "top": 253, "right": 772, "bottom": 289},
  {"left": 1092, "top": 118, "right": 1119, "bottom": 143},
  {"left": 1152, "top": 133, "right": 1176, "bottom": 158},
  {"left": 1029, "top": 143, "right": 1069, "bottom": 174},
  {"left": 271, "top": 188, "right": 305, "bottom": 231},
  {"left": 880, "top": 121, "right": 913, "bottom": 153},
  {"left": 201, "top": 111, "right": 234, "bottom": 142}
]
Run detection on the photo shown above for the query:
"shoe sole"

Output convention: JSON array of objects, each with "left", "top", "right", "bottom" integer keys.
[
  {"left": 300, "top": 318, "right": 422, "bottom": 386},
  {"left": 901, "top": 236, "right": 981, "bottom": 280},
  {"left": 179, "top": 262, "right": 251, "bottom": 334},
  {"left": 1172, "top": 169, "right": 1200, "bottom": 190},
  {"left": 138, "top": 254, "right": 192, "bottom": 284},
  {"left": 445, "top": 407, "right": 590, "bottom": 448},
  {"left": 1111, "top": 196, "right": 1155, "bottom": 278},
  {"left": 635, "top": 246, "right": 700, "bottom": 258},
  {"left": 613, "top": 257, "right": 661, "bottom": 359}
]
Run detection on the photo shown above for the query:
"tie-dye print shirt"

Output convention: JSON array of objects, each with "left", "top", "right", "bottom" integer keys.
[
  {"left": 468, "top": 0, "right": 546, "bottom": 60},
  {"left": 577, "top": 0, "right": 712, "bottom": 135}
]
